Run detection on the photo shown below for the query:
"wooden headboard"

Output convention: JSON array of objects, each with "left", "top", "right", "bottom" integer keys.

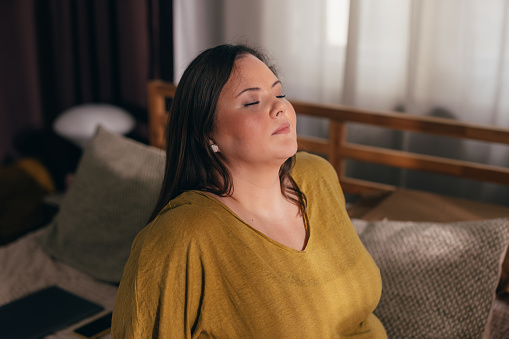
[{"left": 147, "top": 80, "right": 509, "bottom": 196}]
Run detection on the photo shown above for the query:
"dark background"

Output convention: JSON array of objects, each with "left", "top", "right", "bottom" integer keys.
[{"left": 0, "top": 0, "right": 174, "bottom": 187}]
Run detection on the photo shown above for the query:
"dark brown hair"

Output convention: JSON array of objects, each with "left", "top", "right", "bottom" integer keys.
[{"left": 149, "top": 44, "right": 306, "bottom": 222}]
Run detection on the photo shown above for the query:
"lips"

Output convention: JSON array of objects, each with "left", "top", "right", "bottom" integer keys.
[{"left": 272, "top": 122, "right": 291, "bottom": 135}]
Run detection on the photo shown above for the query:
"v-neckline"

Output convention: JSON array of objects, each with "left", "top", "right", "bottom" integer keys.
[{"left": 195, "top": 191, "right": 310, "bottom": 253}]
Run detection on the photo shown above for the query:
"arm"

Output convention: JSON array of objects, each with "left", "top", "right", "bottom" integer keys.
[{"left": 111, "top": 212, "right": 204, "bottom": 338}]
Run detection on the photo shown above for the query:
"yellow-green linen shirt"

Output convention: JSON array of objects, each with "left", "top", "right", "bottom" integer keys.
[{"left": 112, "top": 152, "right": 387, "bottom": 338}]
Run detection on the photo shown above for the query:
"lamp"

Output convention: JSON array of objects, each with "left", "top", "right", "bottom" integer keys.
[{"left": 53, "top": 104, "right": 135, "bottom": 148}]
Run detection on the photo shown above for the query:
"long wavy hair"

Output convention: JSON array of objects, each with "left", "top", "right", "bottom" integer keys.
[{"left": 149, "top": 44, "right": 306, "bottom": 222}]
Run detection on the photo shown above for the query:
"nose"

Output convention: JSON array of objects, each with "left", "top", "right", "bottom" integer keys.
[{"left": 270, "top": 97, "right": 286, "bottom": 119}]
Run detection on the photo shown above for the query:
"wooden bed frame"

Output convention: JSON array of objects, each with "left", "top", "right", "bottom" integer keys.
[{"left": 147, "top": 80, "right": 509, "bottom": 198}]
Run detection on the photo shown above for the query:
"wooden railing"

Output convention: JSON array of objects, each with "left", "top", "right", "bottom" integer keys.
[{"left": 293, "top": 101, "right": 509, "bottom": 194}]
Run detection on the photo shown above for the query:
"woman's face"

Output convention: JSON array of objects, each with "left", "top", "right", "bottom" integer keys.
[{"left": 211, "top": 54, "right": 298, "bottom": 171}]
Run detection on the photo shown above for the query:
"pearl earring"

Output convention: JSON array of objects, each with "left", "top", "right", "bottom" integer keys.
[{"left": 211, "top": 144, "right": 219, "bottom": 153}]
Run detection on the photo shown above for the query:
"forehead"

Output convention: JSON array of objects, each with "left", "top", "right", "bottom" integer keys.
[{"left": 222, "top": 55, "right": 278, "bottom": 94}]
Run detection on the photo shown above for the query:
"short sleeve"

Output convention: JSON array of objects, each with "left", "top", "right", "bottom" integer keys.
[{"left": 111, "top": 208, "right": 205, "bottom": 338}]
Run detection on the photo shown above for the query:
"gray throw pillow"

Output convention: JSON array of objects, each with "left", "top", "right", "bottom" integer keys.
[
  {"left": 351, "top": 218, "right": 509, "bottom": 339},
  {"left": 39, "top": 126, "right": 165, "bottom": 282}
]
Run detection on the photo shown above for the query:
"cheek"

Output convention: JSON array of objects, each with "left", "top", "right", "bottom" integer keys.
[
  {"left": 214, "top": 114, "right": 262, "bottom": 146},
  {"left": 287, "top": 105, "right": 297, "bottom": 128},
  {"left": 222, "top": 117, "right": 256, "bottom": 137}
]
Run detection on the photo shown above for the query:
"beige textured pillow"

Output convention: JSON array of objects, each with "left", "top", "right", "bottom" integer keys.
[
  {"left": 39, "top": 126, "right": 164, "bottom": 282},
  {"left": 356, "top": 189, "right": 509, "bottom": 296},
  {"left": 352, "top": 218, "right": 509, "bottom": 339}
]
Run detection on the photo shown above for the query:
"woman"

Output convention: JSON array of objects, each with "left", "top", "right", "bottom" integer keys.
[{"left": 112, "top": 44, "right": 387, "bottom": 338}]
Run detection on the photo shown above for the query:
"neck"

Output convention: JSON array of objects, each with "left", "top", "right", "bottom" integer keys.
[{"left": 221, "top": 161, "right": 290, "bottom": 219}]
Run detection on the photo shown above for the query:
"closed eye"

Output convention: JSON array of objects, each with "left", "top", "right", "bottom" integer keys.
[{"left": 244, "top": 95, "right": 285, "bottom": 107}]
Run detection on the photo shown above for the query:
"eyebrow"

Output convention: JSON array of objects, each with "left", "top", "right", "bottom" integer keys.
[{"left": 235, "top": 80, "right": 281, "bottom": 98}]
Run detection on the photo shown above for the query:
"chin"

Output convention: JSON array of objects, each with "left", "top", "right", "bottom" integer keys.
[
  {"left": 265, "top": 139, "right": 298, "bottom": 163},
  {"left": 281, "top": 142, "right": 299, "bottom": 159}
]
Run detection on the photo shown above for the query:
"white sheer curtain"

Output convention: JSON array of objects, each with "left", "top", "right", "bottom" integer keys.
[
  {"left": 350, "top": 0, "right": 509, "bottom": 203},
  {"left": 174, "top": 0, "right": 509, "bottom": 205}
]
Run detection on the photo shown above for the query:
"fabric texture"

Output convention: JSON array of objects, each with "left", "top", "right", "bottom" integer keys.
[
  {"left": 354, "top": 189, "right": 509, "bottom": 296},
  {"left": 112, "top": 152, "right": 387, "bottom": 338},
  {"left": 38, "top": 126, "right": 165, "bottom": 282},
  {"left": 486, "top": 299, "right": 509, "bottom": 339},
  {"left": 351, "top": 218, "right": 509, "bottom": 339}
]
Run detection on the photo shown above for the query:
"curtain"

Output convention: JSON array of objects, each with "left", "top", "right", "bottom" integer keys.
[
  {"left": 344, "top": 0, "right": 509, "bottom": 204},
  {"left": 0, "top": 0, "right": 173, "bottom": 167},
  {"left": 174, "top": 0, "right": 509, "bottom": 205},
  {"left": 0, "top": 1, "right": 42, "bottom": 164}
]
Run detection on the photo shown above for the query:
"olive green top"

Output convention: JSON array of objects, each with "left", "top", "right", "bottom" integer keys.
[{"left": 112, "top": 152, "right": 387, "bottom": 338}]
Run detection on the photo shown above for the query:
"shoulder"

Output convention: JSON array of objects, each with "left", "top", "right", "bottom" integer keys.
[
  {"left": 130, "top": 192, "right": 227, "bottom": 266},
  {"left": 292, "top": 152, "right": 338, "bottom": 183},
  {"left": 154, "top": 193, "right": 222, "bottom": 235},
  {"left": 292, "top": 152, "right": 344, "bottom": 202}
]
